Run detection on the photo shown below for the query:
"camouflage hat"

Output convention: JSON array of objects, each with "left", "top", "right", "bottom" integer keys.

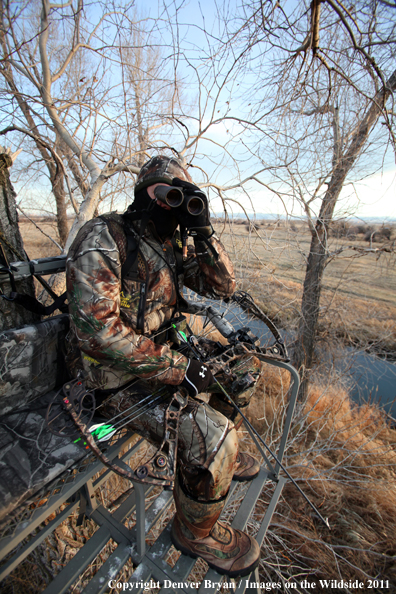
[{"left": 134, "top": 156, "right": 193, "bottom": 195}]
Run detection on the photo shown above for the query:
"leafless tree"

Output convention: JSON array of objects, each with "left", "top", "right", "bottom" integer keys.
[
  {"left": 216, "top": 0, "right": 396, "bottom": 398},
  {"left": 0, "top": 1, "right": 210, "bottom": 253},
  {"left": 0, "top": 0, "right": 142, "bottom": 252},
  {"left": 0, "top": 2, "right": 70, "bottom": 245},
  {"left": 0, "top": 0, "right": 273, "bottom": 252}
]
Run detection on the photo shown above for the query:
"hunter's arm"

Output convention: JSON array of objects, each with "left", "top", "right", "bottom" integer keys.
[
  {"left": 66, "top": 218, "right": 187, "bottom": 384},
  {"left": 182, "top": 234, "right": 236, "bottom": 299}
]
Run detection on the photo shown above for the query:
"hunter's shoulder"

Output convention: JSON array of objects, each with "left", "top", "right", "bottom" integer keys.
[{"left": 67, "top": 213, "right": 125, "bottom": 262}]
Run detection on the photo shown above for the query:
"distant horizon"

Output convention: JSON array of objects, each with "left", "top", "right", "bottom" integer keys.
[
  {"left": 15, "top": 166, "right": 396, "bottom": 221},
  {"left": 19, "top": 211, "right": 396, "bottom": 224},
  {"left": 212, "top": 213, "right": 396, "bottom": 223}
]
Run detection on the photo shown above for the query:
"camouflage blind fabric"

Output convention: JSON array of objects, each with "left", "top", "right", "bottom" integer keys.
[
  {"left": 0, "top": 389, "right": 87, "bottom": 528},
  {"left": 0, "top": 316, "right": 85, "bottom": 526},
  {"left": 0, "top": 315, "right": 69, "bottom": 415}
]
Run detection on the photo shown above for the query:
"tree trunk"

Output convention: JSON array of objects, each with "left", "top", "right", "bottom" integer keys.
[
  {"left": 0, "top": 152, "right": 39, "bottom": 330},
  {"left": 0, "top": 7, "right": 69, "bottom": 248},
  {"left": 293, "top": 69, "right": 396, "bottom": 400},
  {"left": 50, "top": 164, "right": 69, "bottom": 247}
]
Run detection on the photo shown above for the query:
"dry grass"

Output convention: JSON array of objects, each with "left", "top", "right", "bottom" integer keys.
[
  {"left": 247, "top": 376, "right": 396, "bottom": 590},
  {"left": 220, "top": 222, "right": 396, "bottom": 356},
  {"left": 18, "top": 218, "right": 64, "bottom": 259},
  {"left": 6, "top": 217, "right": 395, "bottom": 591}
]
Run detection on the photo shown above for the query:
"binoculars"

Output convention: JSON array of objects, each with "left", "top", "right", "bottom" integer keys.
[{"left": 153, "top": 185, "right": 205, "bottom": 216}]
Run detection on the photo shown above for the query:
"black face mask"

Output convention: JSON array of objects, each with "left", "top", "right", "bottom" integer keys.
[{"left": 129, "top": 189, "right": 179, "bottom": 240}]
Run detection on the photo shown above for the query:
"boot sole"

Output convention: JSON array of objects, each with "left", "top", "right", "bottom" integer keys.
[
  {"left": 170, "top": 530, "right": 260, "bottom": 578},
  {"left": 233, "top": 470, "right": 260, "bottom": 482}
]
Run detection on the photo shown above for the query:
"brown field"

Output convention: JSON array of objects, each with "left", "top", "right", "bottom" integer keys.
[
  {"left": 19, "top": 218, "right": 64, "bottom": 259},
  {"left": 218, "top": 220, "right": 396, "bottom": 355},
  {"left": 18, "top": 216, "right": 396, "bottom": 355}
]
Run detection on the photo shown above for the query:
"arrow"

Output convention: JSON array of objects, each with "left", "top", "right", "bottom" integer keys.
[
  {"left": 73, "top": 423, "right": 117, "bottom": 445},
  {"left": 173, "top": 323, "right": 188, "bottom": 343}
]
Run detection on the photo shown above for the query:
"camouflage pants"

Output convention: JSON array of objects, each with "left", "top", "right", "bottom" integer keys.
[{"left": 100, "top": 384, "right": 238, "bottom": 501}]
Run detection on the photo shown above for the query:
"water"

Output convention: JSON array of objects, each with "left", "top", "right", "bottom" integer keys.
[
  {"left": 337, "top": 348, "right": 396, "bottom": 419},
  {"left": 185, "top": 292, "right": 396, "bottom": 418}
]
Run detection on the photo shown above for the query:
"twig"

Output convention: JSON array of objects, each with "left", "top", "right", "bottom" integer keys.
[{"left": 17, "top": 206, "right": 62, "bottom": 252}]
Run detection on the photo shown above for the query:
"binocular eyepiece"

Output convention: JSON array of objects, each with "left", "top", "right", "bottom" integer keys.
[{"left": 153, "top": 185, "right": 205, "bottom": 216}]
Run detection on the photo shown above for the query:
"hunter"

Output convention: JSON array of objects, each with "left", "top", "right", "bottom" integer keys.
[{"left": 66, "top": 155, "right": 262, "bottom": 577}]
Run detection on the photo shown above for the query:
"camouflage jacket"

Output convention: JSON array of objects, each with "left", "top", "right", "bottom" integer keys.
[{"left": 66, "top": 214, "right": 235, "bottom": 390}]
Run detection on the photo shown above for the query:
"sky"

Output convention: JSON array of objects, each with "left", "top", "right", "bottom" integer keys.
[
  {"left": 18, "top": 166, "right": 396, "bottom": 222},
  {"left": 7, "top": 0, "right": 396, "bottom": 222},
  {"left": 15, "top": 137, "right": 396, "bottom": 222},
  {"left": 214, "top": 168, "right": 396, "bottom": 221},
  {"left": 200, "top": 119, "right": 396, "bottom": 220},
  {"left": 163, "top": 1, "right": 396, "bottom": 220},
  {"left": 342, "top": 169, "right": 396, "bottom": 220}
]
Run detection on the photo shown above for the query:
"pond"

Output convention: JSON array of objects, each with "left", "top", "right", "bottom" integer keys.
[
  {"left": 186, "top": 293, "right": 396, "bottom": 419},
  {"left": 337, "top": 348, "right": 396, "bottom": 419}
]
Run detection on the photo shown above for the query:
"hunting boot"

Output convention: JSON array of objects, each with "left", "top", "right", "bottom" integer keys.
[
  {"left": 233, "top": 451, "right": 260, "bottom": 482},
  {"left": 171, "top": 478, "right": 260, "bottom": 577}
]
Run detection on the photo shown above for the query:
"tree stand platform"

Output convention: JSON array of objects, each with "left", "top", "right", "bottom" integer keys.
[{"left": 0, "top": 309, "right": 299, "bottom": 594}]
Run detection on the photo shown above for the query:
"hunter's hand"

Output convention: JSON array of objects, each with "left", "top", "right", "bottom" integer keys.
[
  {"left": 180, "top": 359, "right": 215, "bottom": 397},
  {"left": 172, "top": 178, "right": 213, "bottom": 236}
]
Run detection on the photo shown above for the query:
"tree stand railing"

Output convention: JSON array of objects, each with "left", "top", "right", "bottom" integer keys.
[{"left": 0, "top": 358, "right": 299, "bottom": 594}]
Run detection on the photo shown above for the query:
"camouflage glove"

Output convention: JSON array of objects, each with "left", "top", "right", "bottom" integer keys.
[
  {"left": 172, "top": 178, "right": 213, "bottom": 237},
  {"left": 180, "top": 359, "right": 215, "bottom": 397},
  {"left": 208, "top": 354, "right": 262, "bottom": 407}
]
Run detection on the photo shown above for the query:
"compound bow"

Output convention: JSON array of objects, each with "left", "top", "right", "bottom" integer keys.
[{"left": 46, "top": 290, "right": 329, "bottom": 528}]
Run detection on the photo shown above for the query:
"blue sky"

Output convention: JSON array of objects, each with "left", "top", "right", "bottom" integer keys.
[{"left": 7, "top": 0, "right": 396, "bottom": 221}]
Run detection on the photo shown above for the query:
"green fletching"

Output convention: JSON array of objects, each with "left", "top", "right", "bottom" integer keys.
[
  {"left": 90, "top": 424, "right": 115, "bottom": 440},
  {"left": 173, "top": 324, "right": 187, "bottom": 342}
]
